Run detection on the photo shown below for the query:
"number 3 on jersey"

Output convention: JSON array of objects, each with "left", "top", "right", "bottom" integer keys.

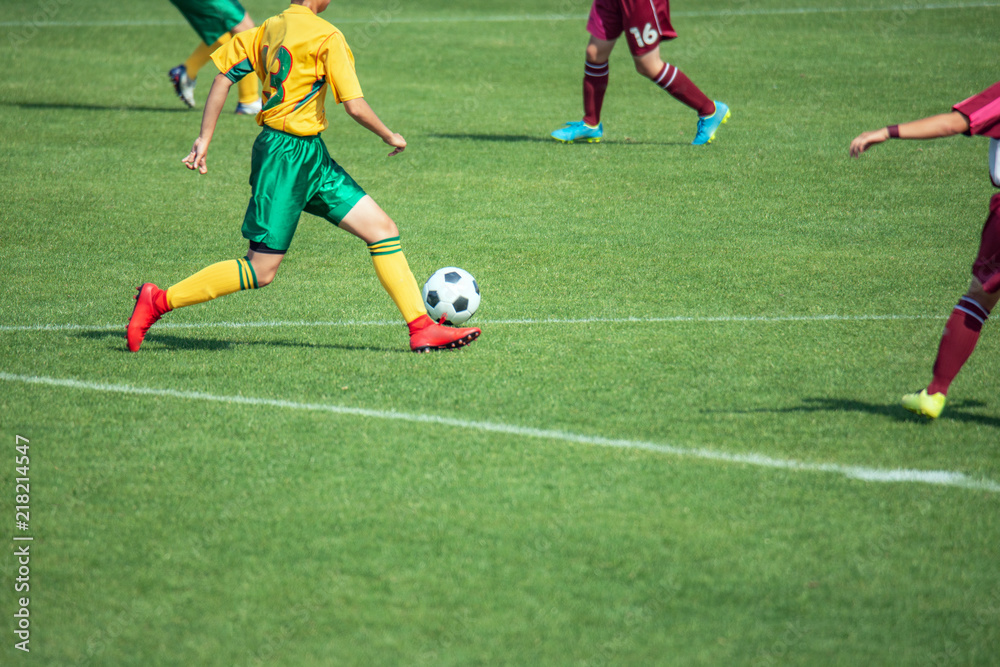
[
  {"left": 262, "top": 45, "right": 292, "bottom": 110},
  {"left": 628, "top": 23, "right": 659, "bottom": 48}
]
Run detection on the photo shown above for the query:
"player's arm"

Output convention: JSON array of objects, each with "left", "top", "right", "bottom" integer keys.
[
  {"left": 183, "top": 74, "right": 234, "bottom": 174},
  {"left": 850, "top": 111, "right": 970, "bottom": 157},
  {"left": 322, "top": 32, "right": 404, "bottom": 156},
  {"left": 342, "top": 98, "right": 406, "bottom": 156},
  {"left": 184, "top": 27, "right": 258, "bottom": 173}
]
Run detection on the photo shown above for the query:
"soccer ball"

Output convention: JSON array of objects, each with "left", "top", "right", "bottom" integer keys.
[{"left": 422, "top": 267, "right": 480, "bottom": 325}]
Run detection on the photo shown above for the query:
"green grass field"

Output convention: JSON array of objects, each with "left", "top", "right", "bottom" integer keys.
[{"left": 2, "top": 0, "right": 1000, "bottom": 664}]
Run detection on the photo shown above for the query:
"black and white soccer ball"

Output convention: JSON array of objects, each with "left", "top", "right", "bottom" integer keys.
[{"left": 422, "top": 267, "right": 480, "bottom": 325}]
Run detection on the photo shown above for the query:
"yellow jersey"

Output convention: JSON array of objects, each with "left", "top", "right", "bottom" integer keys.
[{"left": 211, "top": 4, "right": 364, "bottom": 136}]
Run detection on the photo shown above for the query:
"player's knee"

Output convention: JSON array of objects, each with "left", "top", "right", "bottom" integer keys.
[
  {"left": 372, "top": 215, "right": 399, "bottom": 242},
  {"left": 232, "top": 13, "right": 254, "bottom": 33},
  {"left": 247, "top": 259, "right": 280, "bottom": 287},
  {"left": 966, "top": 283, "right": 1000, "bottom": 312},
  {"left": 585, "top": 44, "right": 608, "bottom": 65},
  {"left": 255, "top": 268, "right": 277, "bottom": 287}
]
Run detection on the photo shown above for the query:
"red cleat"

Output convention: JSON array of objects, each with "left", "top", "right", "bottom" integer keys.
[
  {"left": 126, "top": 283, "right": 170, "bottom": 352},
  {"left": 408, "top": 314, "right": 480, "bottom": 353}
]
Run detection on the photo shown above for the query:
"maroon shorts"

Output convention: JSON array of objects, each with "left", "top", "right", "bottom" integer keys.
[
  {"left": 972, "top": 192, "right": 1000, "bottom": 289},
  {"left": 953, "top": 81, "right": 1000, "bottom": 139},
  {"left": 587, "top": 0, "right": 677, "bottom": 56}
]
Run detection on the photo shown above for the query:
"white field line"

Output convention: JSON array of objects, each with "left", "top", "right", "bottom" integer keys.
[
  {"left": 2, "top": 3, "right": 997, "bottom": 27},
  {"left": 2, "top": 371, "right": 998, "bottom": 493},
  {"left": 0, "top": 313, "right": 939, "bottom": 333}
]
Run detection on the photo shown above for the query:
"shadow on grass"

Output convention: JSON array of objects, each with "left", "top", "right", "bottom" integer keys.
[
  {"left": 707, "top": 397, "right": 1000, "bottom": 428},
  {"left": 428, "top": 132, "right": 686, "bottom": 146},
  {"left": 7, "top": 101, "right": 190, "bottom": 113},
  {"left": 77, "top": 330, "right": 402, "bottom": 354}
]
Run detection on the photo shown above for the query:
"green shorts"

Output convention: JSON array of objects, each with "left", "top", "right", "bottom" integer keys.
[
  {"left": 241, "top": 126, "right": 367, "bottom": 253},
  {"left": 169, "top": 0, "right": 246, "bottom": 45}
]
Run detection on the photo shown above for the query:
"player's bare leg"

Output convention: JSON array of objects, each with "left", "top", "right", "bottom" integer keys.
[
  {"left": 966, "top": 278, "right": 1000, "bottom": 312},
  {"left": 340, "top": 196, "right": 480, "bottom": 352},
  {"left": 552, "top": 36, "right": 615, "bottom": 143},
  {"left": 338, "top": 195, "right": 398, "bottom": 244},
  {"left": 586, "top": 35, "right": 616, "bottom": 63},
  {"left": 230, "top": 12, "right": 254, "bottom": 34},
  {"left": 244, "top": 248, "right": 283, "bottom": 286}
]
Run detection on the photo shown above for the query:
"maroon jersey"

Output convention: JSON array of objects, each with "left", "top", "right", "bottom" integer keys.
[
  {"left": 953, "top": 81, "right": 1000, "bottom": 139},
  {"left": 587, "top": 0, "right": 677, "bottom": 56}
]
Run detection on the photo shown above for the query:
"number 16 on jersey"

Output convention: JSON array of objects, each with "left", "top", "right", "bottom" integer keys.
[{"left": 629, "top": 23, "right": 659, "bottom": 48}]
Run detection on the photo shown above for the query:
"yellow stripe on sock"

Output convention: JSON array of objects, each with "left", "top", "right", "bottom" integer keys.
[
  {"left": 239, "top": 258, "right": 252, "bottom": 290},
  {"left": 242, "top": 257, "right": 258, "bottom": 289},
  {"left": 368, "top": 236, "right": 402, "bottom": 256}
]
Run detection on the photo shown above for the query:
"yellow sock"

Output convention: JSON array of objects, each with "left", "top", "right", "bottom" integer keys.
[
  {"left": 166, "top": 257, "right": 257, "bottom": 309},
  {"left": 183, "top": 34, "right": 231, "bottom": 80},
  {"left": 368, "top": 237, "right": 426, "bottom": 323},
  {"left": 237, "top": 75, "right": 259, "bottom": 105}
]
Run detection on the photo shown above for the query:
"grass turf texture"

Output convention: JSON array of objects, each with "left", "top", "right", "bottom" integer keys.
[{"left": 2, "top": 0, "right": 999, "bottom": 664}]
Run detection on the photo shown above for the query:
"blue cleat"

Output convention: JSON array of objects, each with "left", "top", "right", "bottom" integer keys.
[
  {"left": 692, "top": 101, "right": 730, "bottom": 145},
  {"left": 551, "top": 120, "right": 603, "bottom": 143}
]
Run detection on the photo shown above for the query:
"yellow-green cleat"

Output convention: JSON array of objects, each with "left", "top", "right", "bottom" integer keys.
[{"left": 901, "top": 389, "right": 946, "bottom": 419}]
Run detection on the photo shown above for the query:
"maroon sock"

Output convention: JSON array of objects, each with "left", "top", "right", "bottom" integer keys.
[
  {"left": 652, "top": 63, "right": 714, "bottom": 117},
  {"left": 583, "top": 61, "right": 609, "bottom": 126},
  {"left": 927, "top": 297, "right": 990, "bottom": 395}
]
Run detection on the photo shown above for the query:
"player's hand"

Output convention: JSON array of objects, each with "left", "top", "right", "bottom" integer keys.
[
  {"left": 849, "top": 128, "right": 889, "bottom": 157},
  {"left": 182, "top": 136, "right": 210, "bottom": 174},
  {"left": 385, "top": 133, "right": 406, "bottom": 157}
]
